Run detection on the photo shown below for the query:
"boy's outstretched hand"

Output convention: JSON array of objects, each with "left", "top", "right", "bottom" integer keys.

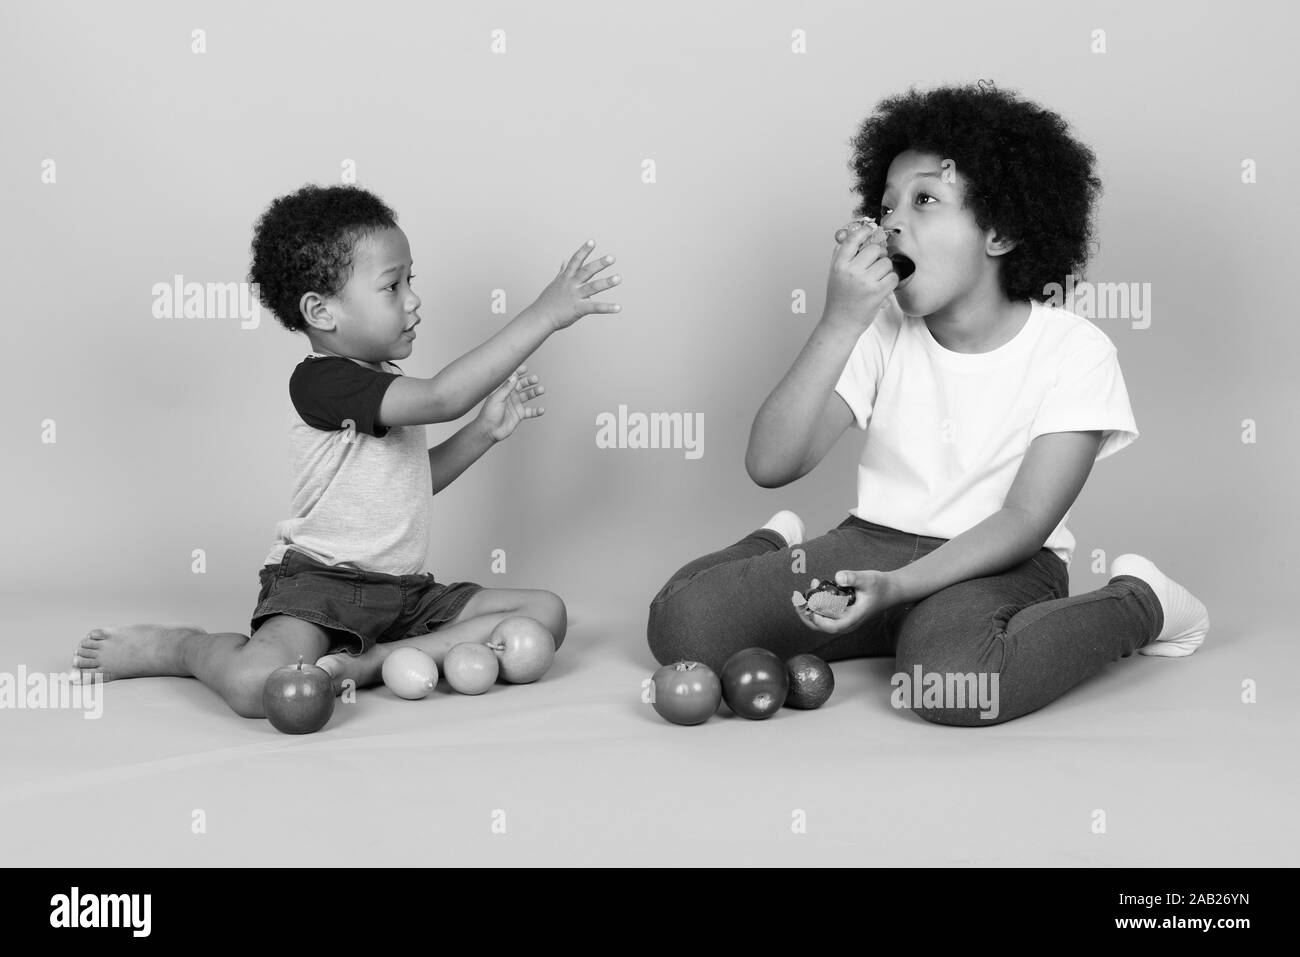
[
  {"left": 533, "top": 240, "right": 622, "bottom": 330},
  {"left": 476, "top": 365, "right": 546, "bottom": 442},
  {"left": 791, "top": 569, "right": 896, "bottom": 635}
]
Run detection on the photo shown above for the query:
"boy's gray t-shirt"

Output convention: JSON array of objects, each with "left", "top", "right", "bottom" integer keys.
[{"left": 262, "top": 353, "right": 432, "bottom": 576}]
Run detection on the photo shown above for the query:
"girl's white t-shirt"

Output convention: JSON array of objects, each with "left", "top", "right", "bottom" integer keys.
[{"left": 833, "top": 295, "right": 1138, "bottom": 567}]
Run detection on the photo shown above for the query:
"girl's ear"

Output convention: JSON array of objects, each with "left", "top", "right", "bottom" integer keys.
[{"left": 986, "top": 229, "right": 1019, "bottom": 258}]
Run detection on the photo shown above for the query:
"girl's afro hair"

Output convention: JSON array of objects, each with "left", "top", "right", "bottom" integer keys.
[{"left": 848, "top": 82, "right": 1102, "bottom": 302}]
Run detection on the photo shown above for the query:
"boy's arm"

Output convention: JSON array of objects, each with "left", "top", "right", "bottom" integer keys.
[
  {"left": 383, "top": 306, "right": 554, "bottom": 426},
  {"left": 379, "top": 240, "right": 621, "bottom": 428},
  {"left": 427, "top": 419, "right": 497, "bottom": 496},
  {"left": 426, "top": 366, "right": 548, "bottom": 495}
]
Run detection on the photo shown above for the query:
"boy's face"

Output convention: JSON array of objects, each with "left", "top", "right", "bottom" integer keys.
[
  {"left": 314, "top": 226, "right": 421, "bottom": 363},
  {"left": 878, "top": 149, "right": 1010, "bottom": 315}
]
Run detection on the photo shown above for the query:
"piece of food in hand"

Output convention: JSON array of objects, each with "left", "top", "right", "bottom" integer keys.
[
  {"left": 792, "top": 578, "right": 856, "bottom": 619},
  {"left": 837, "top": 215, "right": 888, "bottom": 247}
]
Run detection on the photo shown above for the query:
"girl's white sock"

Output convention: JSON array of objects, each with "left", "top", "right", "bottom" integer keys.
[
  {"left": 762, "top": 510, "right": 805, "bottom": 547},
  {"left": 1110, "top": 553, "right": 1210, "bottom": 657}
]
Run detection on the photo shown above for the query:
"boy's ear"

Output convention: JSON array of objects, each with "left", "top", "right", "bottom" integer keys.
[
  {"left": 299, "top": 291, "right": 337, "bottom": 332},
  {"left": 986, "top": 228, "right": 1019, "bottom": 258}
]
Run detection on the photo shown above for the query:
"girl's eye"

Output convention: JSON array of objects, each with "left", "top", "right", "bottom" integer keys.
[{"left": 916, "top": 193, "right": 935, "bottom": 205}]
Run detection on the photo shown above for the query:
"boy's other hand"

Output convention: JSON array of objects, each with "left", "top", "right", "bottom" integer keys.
[
  {"left": 532, "top": 240, "right": 623, "bottom": 330},
  {"left": 476, "top": 365, "right": 546, "bottom": 442},
  {"left": 824, "top": 219, "right": 897, "bottom": 330}
]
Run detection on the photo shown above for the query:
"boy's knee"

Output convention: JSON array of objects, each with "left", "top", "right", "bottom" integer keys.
[
  {"left": 229, "top": 650, "right": 316, "bottom": 719},
  {"left": 524, "top": 590, "right": 567, "bottom": 649},
  {"left": 229, "top": 669, "right": 271, "bottom": 719}
]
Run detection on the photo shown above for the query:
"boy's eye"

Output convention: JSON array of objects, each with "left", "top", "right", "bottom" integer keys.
[{"left": 916, "top": 193, "right": 935, "bottom": 205}]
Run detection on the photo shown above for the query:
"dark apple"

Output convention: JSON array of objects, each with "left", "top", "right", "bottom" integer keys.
[
  {"left": 720, "top": 647, "right": 789, "bottom": 720},
  {"left": 262, "top": 655, "right": 335, "bottom": 734}
]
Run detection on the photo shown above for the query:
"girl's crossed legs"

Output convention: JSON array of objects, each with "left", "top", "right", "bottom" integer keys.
[{"left": 646, "top": 514, "right": 1161, "bottom": 726}]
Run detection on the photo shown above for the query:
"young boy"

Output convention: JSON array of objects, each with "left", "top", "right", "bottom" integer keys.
[{"left": 73, "top": 184, "right": 621, "bottom": 718}]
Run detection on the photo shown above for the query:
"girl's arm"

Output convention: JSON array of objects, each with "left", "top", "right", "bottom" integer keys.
[
  {"left": 746, "top": 221, "right": 899, "bottom": 487},
  {"left": 794, "top": 430, "right": 1103, "bottom": 635},
  {"left": 745, "top": 317, "right": 861, "bottom": 486},
  {"left": 891, "top": 430, "right": 1103, "bottom": 603}
]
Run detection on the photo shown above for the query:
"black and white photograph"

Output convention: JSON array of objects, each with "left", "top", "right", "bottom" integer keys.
[{"left": 1, "top": 0, "right": 1293, "bottom": 923}]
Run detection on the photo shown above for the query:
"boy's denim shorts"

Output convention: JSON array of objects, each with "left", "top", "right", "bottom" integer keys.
[{"left": 250, "top": 547, "right": 484, "bottom": 656}]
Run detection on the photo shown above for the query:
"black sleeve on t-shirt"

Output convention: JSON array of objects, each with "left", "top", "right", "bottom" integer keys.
[{"left": 288, "top": 356, "right": 401, "bottom": 437}]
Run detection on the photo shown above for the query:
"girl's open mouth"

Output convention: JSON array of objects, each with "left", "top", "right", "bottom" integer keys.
[{"left": 889, "top": 254, "right": 916, "bottom": 283}]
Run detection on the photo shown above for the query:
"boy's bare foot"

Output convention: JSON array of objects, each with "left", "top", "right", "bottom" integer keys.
[
  {"left": 72, "top": 624, "right": 207, "bottom": 682},
  {"left": 316, "top": 645, "right": 388, "bottom": 694}
]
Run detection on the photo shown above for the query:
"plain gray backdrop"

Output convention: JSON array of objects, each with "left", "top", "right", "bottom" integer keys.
[{"left": 2, "top": 0, "right": 1294, "bottom": 648}]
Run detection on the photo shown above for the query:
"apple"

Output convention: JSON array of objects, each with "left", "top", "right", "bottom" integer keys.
[
  {"left": 720, "top": 647, "right": 788, "bottom": 720},
  {"left": 443, "top": 642, "right": 499, "bottom": 695},
  {"left": 263, "top": 655, "right": 335, "bottom": 734},
  {"left": 486, "top": 617, "right": 556, "bottom": 684}
]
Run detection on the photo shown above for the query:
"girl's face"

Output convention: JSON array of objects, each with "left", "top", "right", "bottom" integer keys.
[
  {"left": 878, "top": 149, "right": 1009, "bottom": 316},
  {"left": 318, "top": 226, "right": 422, "bottom": 364}
]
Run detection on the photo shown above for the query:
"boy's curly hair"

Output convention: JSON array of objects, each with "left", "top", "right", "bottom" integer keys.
[
  {"left": 248, "top": 184, "right": 398, "bottom": 332},
  {"left": 848, "top": 82, "right": 1102, "bottom": 302}
]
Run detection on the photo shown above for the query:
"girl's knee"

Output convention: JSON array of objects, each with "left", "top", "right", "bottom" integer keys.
[
  {"left": 891, "top": 647, "right": 1008, "bottom": 727},
  {"left": 646, "top": 591, "right": 716, "bottom": 670},
  {"left": 646, "top": 600, "right": 679, "bottom": 666}
]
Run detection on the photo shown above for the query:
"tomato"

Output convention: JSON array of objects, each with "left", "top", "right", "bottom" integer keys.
[
  {"left": 720, "top": 648, "right": 789, "bottom": 720},
  {"left": 651, "top": 661, "right": 722, "bottom": 726}
]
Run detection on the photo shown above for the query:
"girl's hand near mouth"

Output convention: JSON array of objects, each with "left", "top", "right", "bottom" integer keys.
[{"left": 824, "top": 216, "right": 898, "bottom": 330}]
